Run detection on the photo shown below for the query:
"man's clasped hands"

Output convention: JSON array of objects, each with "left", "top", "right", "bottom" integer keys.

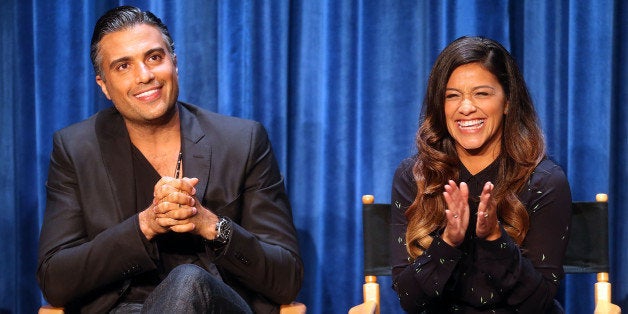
[{"left": 138, "top": 177, "right": 220, "bottom": 241}]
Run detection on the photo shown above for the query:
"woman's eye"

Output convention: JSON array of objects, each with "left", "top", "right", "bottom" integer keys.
[
  {"left": 474, "top": 89, "right": 495, "bottom": 98},
  {"left": 445, "top": 93, "right": 460, "bottom": 99}
]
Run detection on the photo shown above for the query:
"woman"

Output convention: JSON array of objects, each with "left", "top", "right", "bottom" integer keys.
[{"left": 391, "top": 36, "right": 571, "bottom": 313}]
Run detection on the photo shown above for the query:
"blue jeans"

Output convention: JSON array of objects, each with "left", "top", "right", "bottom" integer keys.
[{"left": 110, "top": 264, "right": 252, "bottom": 314}]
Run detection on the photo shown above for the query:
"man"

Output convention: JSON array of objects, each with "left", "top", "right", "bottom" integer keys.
[{"left": 37, "top": 6, "right": 302, "bottom": 313}]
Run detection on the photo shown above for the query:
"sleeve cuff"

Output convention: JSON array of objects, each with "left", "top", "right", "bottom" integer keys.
[
  {"left": 134, "top": 214, "right": 159, "bottom": 260},
  {"left": 475, "top": 225, "right": 518, "bottom": 261},
  {"left": 426, "top": 236, "right": 464, "bottom": 263}
]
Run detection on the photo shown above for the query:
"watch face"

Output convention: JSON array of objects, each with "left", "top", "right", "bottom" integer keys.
[{"left": 215, "top": 217, "right": 232, "bottom": 244}]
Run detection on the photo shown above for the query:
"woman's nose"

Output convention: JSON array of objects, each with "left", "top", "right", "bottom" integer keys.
[{"left": 458, "top": 98, "right": 477, "bottom": 115}]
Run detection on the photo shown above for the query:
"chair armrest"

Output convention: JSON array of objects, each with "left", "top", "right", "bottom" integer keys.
[
  {"left": 280, "top": 302, "right": 307, "bottom": 314},
  {"left": 348, "top": 300, "right": 377, "bottom": 314},
  {"left": 38, "top": 305, "right": 64, "bottom": 314},
  {"left": 41, "top": 302, "right": 306, "bottom": 313},
  {"left": 594, "top": 301, "right": 621, "bottom": 314}
]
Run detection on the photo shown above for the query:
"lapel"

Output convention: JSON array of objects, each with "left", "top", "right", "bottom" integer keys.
[
  {"left": 95, "top": 107, "right": 136, "bottom": 221},
  {"left": 179, "top": 103, "right": 212, "bottom": 202},
  {"left": 179, "top": 103, "right": 215, "bottom": 270}
]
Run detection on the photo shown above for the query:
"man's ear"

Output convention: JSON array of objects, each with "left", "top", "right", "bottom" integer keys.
[{"left": 95, "top": 75, "right": 111, "bottom": 100}]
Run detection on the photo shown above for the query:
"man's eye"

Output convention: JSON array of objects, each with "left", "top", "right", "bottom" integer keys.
[
  {"left": 116, "top": 63, "right": 129, "bottom": 71},
  {"left": 148, "top": 54, "right": 163, "bottom": 62}
]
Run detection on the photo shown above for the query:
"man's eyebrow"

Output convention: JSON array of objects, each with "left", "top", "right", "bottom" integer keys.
[
  {"left": 107, "top": 47, "right": 167, "bottom": 70},
  {"left": 145, "top": 47, "right": 166, "bottom": 57},
  {"left": 108, "top": 56, "right": 131, "bottom": 70}
]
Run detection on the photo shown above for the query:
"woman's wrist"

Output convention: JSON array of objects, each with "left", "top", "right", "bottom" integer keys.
[{"left": 483, "top": 222, "right": 502, "bottom": 241}]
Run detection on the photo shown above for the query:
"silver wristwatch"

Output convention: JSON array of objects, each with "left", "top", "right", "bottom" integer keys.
[{"left": 212, "top": 216, "right": 232, "bottom": 246}]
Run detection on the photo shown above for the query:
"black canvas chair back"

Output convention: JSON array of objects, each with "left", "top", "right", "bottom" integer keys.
[
  {"left": 362, "top": 202, "right": 392, "bottom": 277},
  {"left": 563, "top": 200, "right": 609, "bottom": 274}
]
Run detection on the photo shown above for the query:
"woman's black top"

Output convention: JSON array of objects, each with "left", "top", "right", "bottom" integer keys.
[{"left": 391, "top": 157, "right": 572, "bottom": 313}]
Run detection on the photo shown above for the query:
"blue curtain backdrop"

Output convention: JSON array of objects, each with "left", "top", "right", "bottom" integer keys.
[{"left": 1, "top": 0, "right": 626, "bottom": 313}]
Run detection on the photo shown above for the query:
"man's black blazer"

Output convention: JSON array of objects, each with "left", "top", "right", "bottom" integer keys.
[{"left": 37, "top": 102, "right": 303, "bottom": 313}]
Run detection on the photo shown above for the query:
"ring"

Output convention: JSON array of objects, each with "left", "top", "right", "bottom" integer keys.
[{"left": 483, "top": 213, "right": 489, "bottom": 218}]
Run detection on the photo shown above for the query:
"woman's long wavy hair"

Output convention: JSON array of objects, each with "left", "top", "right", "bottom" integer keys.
[{"left": 405, "top": 36, "right": 546, "bottom": 258}]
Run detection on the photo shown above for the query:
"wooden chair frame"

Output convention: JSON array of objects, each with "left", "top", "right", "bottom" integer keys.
[{"left": 40, "top": 302, "right": 306, "bottom": 314}]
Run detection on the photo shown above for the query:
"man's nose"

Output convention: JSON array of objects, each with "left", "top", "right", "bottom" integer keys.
[{"left": 136, "top": 63, "right": 155, "bottom": 83}]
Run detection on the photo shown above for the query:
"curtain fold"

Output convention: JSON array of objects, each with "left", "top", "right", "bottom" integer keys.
[{"left": 2, "top": 1, "right": 626, "bottom": 313}]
